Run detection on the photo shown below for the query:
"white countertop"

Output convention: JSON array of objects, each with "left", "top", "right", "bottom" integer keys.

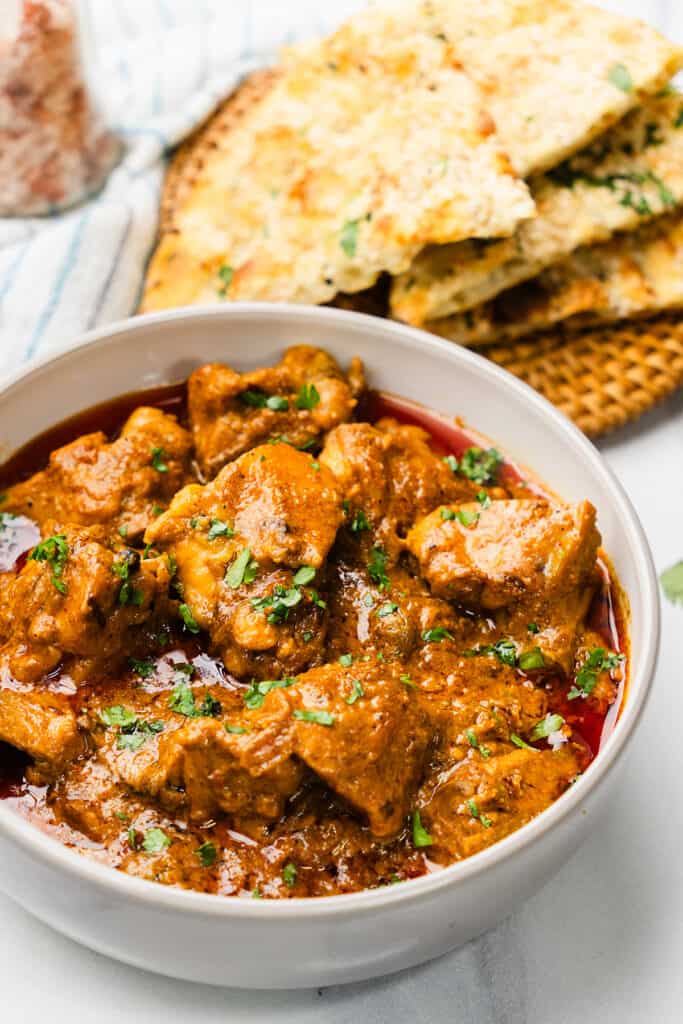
[{"left": 2, "top": 2, "right": 683, "bottom": 1021}]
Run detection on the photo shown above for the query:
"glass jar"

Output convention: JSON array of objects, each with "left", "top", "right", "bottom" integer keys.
[{"left": 0, "top": 0, "right": 121, "bottom": 216}]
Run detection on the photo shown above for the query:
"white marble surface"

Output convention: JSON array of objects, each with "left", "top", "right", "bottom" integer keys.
[{"left": 2, "top": 2, "right": 683, "bottom": 1021}]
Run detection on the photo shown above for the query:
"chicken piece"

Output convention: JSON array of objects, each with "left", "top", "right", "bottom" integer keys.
[
  {"left": 145, "top": 444, "right": 343, "bottom": 679},
  {"left": 97, "top": 687, "right": 304, "bottom": 825},
  {"left": 188, "top": 345, "right": 364, "bottom": 477},
  {"left": 406, "top": 498, "right": 600, "bottom": 610},
  {"left": 290, "top": 662, "right": 432, "bottom": 838},
  {"left": 0, "top": 689, "right": 83, "bottom": 779},
  {"left": 2, "top": 407, "right": 192, "bottom": 542},
  {"left": 495, "top": 583, "right": 595, "bottom": 676},
  {"left": 324, "top": 557, "right": 464, "bottom": 663},
  {"left": 417, "top": 745, "right": 582, "bottom": 862},
  {"left": 0, "top": 523, "right": 171, "bottom": 682},
  {"left": 320, "top": 420, "right": 476, "bottom": 554}
]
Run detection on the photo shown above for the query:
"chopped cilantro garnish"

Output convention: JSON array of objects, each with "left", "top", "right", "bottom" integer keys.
[
  {"left": 345, "top": 679, "right": 364, "bottom": 704},
  {"left": 251, "top": 585, "right": 303, "bottom": 623},
  {"left": 100, "top": 705, "right": 136, "bottom": 728},
  {"left": 518, "top": 647, "right": 545, "bottom": 671},
  {"left": 456, "top": 508, "right": 479, "bottom": 528},
  {"left": 217, "top": 264, "right": 233, "bottom": 296},
  {"left": 243, "top": 677, "right": 295, "bottom": 710},
  {"left": 225, "top": 546, "right": 258, "bottom": 589},
  {"left": 530, "top": 714, "right": 565, "bottom": 741},
  {"left": 169, "top": 683, "right": 221, "bottom": 719},
  {"left": 226, "top": 723, "right": 248, "bottom": 734},
  {"left": 608, "top": 62, "right": 633, "bottom": 92},
  {"left": 207, "top": 518, "right": 234, "bottom": 540},
  {"left": 466, "top": 728, "right": 491, "bottom": 758},
  {"left": 112, "top": 553, "right": 144, "bottom": 607},
  {"left": 293, "top": 709, "right": 335, "bottom": 726},
  {"left": 150, "top": 446, "right": 168, "bottom": 472},
  {"left": 350, "top": 509, "right": 371, "bottom": 533},
  {"left": 293, "top": 565, "right": 316, "bottom": 587},
  {"left": 412, "top": 810, "right": 433, "bottom": 847},
  {"left": 465, "top": 639, "right": 518, "bottom": 667},
  {"left": 118, "top": 525, "right": 128, "bottom": 537},
  {"left": 195, "top": 840, "right": 218, "bottom": 867},
  {"left": 459, "top": 447, "right": 502, "bottom": 485},
  {"left": 568, "top": 647, "right": 624, "bottom": 700},
  {"left": 443, "top": 455, "right": 458, "bottom": 473},
  {"left": 28, "top": 533, "right": 69, "bottom": 594},
  {"left": 296, "top": 383, "right": 321, "bottom": 410},
  {"left": 467, "top": 799, "right": 492, "bottom": 828},
  {"left": 266, "top": 395, "right": 289, "bottom": 412},
  {"left": 141, "top": 827, "right": 171, "bottom": 854},
  {"left": 282, "top": 862, "right": 297, "bottom": 887},
  {"left": 340, "top": 218, "right": 360, "bottom": 257},
  {"left": 422, "top": 627, "right": 454, "bottom": 643},
  {"left": 527, "top": 622, "right": 540, "bottom": 634},
  {"left": 367, "top": 545, "right": 390, "bottom": 590},
  {"left": 339, "top": 653, "right": 353, "bottom": 667},
  {"left": 440, "top": 507, "right": 456, "bottom": 521},
  {"left": 476, "top": 491, "right": 491, "bottom": 509},
  {"left": 114, "top": 716, "right": 164, "bottom": 751},
  {"left": 377, "top": 601, "right": 398, "bottom": 617},
  {"left": 510, "top": 732, "right": 536, "bottom": 752},
  {"left": 178, "top": 602, "right": 200, "bottom": 634},
  {"left": 399, "top": 673, "right": 416, "bottom": 689},
  {"left": 309, "top": 461, "right": 320, "bottom": 471}
]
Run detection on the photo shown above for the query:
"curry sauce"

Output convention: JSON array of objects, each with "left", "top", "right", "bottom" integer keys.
[{"left": 0, "top": 346, "right": 626, "bottom": 898}]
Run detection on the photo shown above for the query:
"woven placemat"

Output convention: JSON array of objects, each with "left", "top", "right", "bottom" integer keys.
[{"left": 484, "top": 314, "right": 683, "bottom": 437}]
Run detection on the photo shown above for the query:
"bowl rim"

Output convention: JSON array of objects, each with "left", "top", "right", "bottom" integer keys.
[{"left": 0, "top": 302, "right": 660, "bottom": 920}]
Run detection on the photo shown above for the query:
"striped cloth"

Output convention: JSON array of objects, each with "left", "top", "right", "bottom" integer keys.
[{"left": 0, "top": 0, "right": 365, "bottom": 377}]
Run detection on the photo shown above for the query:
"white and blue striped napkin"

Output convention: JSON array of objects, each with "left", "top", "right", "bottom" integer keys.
[{"left": 0, "top": 0, "right": 365, "bottom": 377}]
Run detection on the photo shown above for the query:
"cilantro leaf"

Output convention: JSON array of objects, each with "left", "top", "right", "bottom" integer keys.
[
  {"left": 296, "top": 383, "right": 321, "bottom": 410},
  {"left": 293, "top": 709, "right": 335, "bottom": 726},
  {"left": 412, "top": 810, "right": 433, "bottom": 847},
  {"left": 661, "top": 561, "right": 683, "bottom": 606}
]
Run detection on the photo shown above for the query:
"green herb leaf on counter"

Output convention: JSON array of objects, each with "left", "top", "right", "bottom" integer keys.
[
  {"left": 608, "top": 62, "right": 633, "bottom": 92},
  {"left": 28, "top": 533, "right": 69, "bottom": 594},
  {"left": 150, "top": 446, "right": 168, "bottom": 473},
  {"left": 412, "top": 810, "right": 433, "bottom": 848},
  {"left": 661, "top": 561, "right": 683, "bottom": 606},
  {"left": 293, "top": 709, "right": 335, "bottom": 726},
  {"left": 296, "top": 383, "right": 321, "bottom": 410}
]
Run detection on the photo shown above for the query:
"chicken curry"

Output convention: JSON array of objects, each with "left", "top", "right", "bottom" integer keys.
[{"left": 0, "top": 346, "right": 626, "bottom": 898}]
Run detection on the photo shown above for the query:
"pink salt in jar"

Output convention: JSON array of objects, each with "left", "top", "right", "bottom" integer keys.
[{"left": 0, "top": 0, "right": 121, "bottom": 216}]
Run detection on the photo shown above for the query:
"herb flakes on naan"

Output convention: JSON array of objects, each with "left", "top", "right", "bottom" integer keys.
[
  {"left": 141, "top": 10, "right": 533, "bottom": 313},
  {"left": 391, "top": 94, "right": 683, "bottom": 325},
  {"left": 428, "top": 210, "right": 683, "bottom": 347}
]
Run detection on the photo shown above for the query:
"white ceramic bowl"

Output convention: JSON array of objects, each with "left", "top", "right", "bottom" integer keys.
[{"left": 0, "top": 305, "right": 659, "bottom": 988}]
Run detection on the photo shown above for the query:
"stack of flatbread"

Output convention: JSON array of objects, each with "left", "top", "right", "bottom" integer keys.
[{"left": 141, "top": 0, "right": 683, "bottom": 357}]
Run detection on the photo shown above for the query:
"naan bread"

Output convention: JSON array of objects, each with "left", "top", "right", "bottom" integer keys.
[
  {"left": 428, "top": 211, "right": 683, "bottom": 347},
  {"left": 141, "top": 11, "right": 532, "bottom": 313},
  {"left": 391, "top": 94, "right": 683, "bottom": 325},
  {"left": 367, "top": 0, "right": 683, "bottom": 177}
]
